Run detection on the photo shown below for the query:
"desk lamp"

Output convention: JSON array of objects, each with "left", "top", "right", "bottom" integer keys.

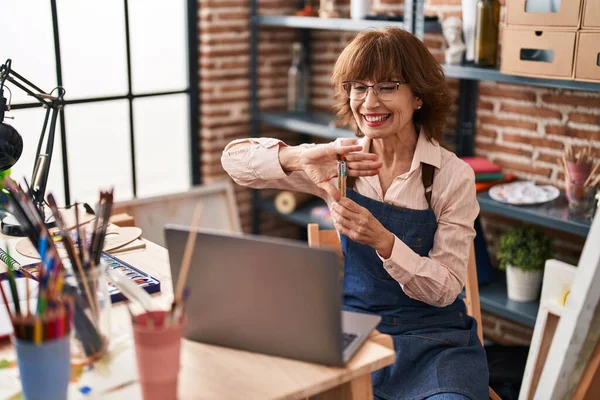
[{"left": 0, "top": 58, "right": 65, "bottom": 236}]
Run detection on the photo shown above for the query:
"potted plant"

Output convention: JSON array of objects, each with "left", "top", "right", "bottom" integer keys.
[{"left": 497, "top": 227, "right": 554, "bottom": 302}]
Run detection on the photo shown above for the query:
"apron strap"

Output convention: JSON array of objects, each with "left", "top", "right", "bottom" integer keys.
[{"left": 421, "top": 162, "right": 435, "bottom": 209}]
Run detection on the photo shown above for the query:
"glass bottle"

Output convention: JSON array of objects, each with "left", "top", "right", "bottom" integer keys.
[
  {"left": 287, "top": 42, "right": 309, "bottom": 112},
  {"left": 474, "top": 0, "right": 500, "bottom": 67}
]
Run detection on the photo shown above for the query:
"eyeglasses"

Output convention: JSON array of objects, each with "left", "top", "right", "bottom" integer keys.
[{"left": 342, "top": 81, "right": 403, "bottom": 101}]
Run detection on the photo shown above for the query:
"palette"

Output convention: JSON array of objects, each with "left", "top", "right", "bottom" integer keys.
[
  {"left": 101, "top": 252, "right": 161, "bottom": 303},
  {"left": 1, "top": 252, "right": 161, "bottom": 305}
]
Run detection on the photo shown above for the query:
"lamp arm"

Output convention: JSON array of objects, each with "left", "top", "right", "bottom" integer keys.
[
  {"left": 1, "top": 58, "right": 64, "bottom": 210},
  {"left": 34, "top": 105, "right": 60, "bottom": 208}
]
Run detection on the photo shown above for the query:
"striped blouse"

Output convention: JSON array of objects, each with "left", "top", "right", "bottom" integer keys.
[{"left": 221, "top": 132, "right": 479, "bottom": 307}]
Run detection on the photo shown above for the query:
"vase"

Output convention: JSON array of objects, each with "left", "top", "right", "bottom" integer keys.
[{"left": 506, "top": 265, "right": 543, "bottom": 302}]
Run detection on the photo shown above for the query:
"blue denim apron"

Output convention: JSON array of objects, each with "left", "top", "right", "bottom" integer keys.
[{"left": 341, "top": 188, "right": 489, "bottom": 400}]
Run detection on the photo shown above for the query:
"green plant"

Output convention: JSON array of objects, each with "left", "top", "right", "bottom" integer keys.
[{"left": 496, "top": 227, "right": 554, "bottom": 271}]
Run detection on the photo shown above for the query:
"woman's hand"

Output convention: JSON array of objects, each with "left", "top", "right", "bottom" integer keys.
[
  {"left": 289, "top": 138, "right": 381, "bottom": 200},
  {"left": 331, "top": 198, "right": 395, "bottom": 258}
]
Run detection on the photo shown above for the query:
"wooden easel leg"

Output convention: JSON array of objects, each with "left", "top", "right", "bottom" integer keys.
[{"left": 317, "top": 373, "right": 373, "bottom": 400}]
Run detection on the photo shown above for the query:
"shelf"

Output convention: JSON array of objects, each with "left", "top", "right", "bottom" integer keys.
[
  {"left": 260, "top": 197, "right": 334, "bottom": 229},
  {"left": 255, "top": 15, "right": 442, "bottom": 33},
  {"left": 477, "top": 192, "right": 592, "bottom": 237},
  {"left": 259, "top": 111, "right": 354, "bottom": 140},
  {"left": 477, "top": 272, "right": 539, "bottom": 328},
  {"left": 443, "top": 64, "right": 600, "bottom": 92},
  {"left": 479, "top": 271, "right": 540, "bottom": 328},
  {"left": 255, "top": 15, "right": 406, "bottom": 31}
]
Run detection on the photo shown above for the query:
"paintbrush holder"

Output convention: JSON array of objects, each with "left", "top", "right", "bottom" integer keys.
[
  {"left": 70, "top": 261, "right": 111, "bottom": 365},
  {"left": 567, "top": 161, "right": 592, "bottom": 183}
]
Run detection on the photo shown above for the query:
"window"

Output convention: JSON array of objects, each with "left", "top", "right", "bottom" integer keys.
[{"left": 0, "top": 0, "right": 199, "bottom": 206}]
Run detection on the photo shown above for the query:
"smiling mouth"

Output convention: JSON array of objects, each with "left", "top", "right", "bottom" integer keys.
[{"left": 363, "top": 114, "right": 391, "bottom": 122}]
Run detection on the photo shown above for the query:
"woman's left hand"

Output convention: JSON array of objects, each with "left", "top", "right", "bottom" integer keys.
[{"left": 331, "top": 198, "right": 395, "bottom": 259}]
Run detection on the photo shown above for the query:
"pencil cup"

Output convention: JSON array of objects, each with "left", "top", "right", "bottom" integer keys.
[
  {"left": 13, "top": 336, "right": 71, "bottom": 400},
  {"left": 71, "top": 261, "right": 111, "bottom": 364},
  {"left": 133, "top": 311, "right": 183, "bottom": 400}
]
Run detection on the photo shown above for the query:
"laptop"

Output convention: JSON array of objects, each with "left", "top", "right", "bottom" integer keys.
[{"left": 164, "top": 225, "right": 381, "bottom": 367}]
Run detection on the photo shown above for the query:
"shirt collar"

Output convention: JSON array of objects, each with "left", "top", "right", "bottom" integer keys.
[{"left": 358, "top": 130, "right": 442, "bottom": 172}]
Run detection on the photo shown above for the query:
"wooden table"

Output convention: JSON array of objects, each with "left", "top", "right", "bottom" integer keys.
[{"left": 0, "top": 231, "right": 395, "bottom": 399}]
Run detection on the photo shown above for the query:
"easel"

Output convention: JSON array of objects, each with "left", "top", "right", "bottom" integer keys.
[{"left": 519, "top": 207, "right": 600, "bottom": 399}]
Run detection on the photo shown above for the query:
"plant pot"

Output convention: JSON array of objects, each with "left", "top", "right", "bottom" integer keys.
[{"left": 506, "top": 265, "right": 543, "bottom": 302}]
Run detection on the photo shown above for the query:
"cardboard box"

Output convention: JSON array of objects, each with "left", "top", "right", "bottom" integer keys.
[
  {"left": 574, "top": 32, "right": 600, "bottom": 82},
  {"left": 507, "top": 0, "right": 582, "bottom": 28},
  {"left": 582, "top": 0, "right": 600, "bottom": 29},
  {"left": 500, "top": 28, "right": 577, "bottom": 79}
]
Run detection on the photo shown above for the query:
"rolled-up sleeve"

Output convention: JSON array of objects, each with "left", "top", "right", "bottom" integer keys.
[
  {"left": 376, "top": 164, "right": 479, "bottom": 307},
  {"left": 221, "top": 137, "right": 325, "bottom": 198}
]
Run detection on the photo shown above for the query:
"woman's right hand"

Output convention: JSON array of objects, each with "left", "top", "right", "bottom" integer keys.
[{"left": 280, "top": 138, "right": 381, "bottom": 200}]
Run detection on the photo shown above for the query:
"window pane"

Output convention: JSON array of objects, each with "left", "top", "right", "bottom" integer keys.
[
  {"left": 65, "top": 100, "right": 133, "bottom": 204},
  {"left": 0, "top": 3, "right": 57, "bottom": 105},
  {"left": 6, "top": 108, "right": 66, "bottom": 206},
  {"left": 56, "top": 1, "right": 128, "bottom": 99},
  {"left": 133, "top": 94, "right": 190, "bottom": 198},
  {"left": 129, "top": 0, "right": 188, "bottom": 94}
]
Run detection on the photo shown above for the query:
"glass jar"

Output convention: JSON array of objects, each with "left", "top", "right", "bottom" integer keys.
[
  {"left": 287, "top": 42, "right": 310, "bottom": 112},
  {"left": 68, "top": 261, "right": 111, "bottom": 365},
  {"left": 566, "top": 178, "right": 596, "bottom": 217}
]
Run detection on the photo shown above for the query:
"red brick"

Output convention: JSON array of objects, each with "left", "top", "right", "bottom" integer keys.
[
  {"left": 499, "top": 104, "right": 562, "bottom": 120},
  {"left": 477, "top": 142, "right": 532, "bottom": 157},
  {"left": 480, "top": 116, "right": 537, "bottom": 131},
  {"left": 201, "top": 37, "right": 248, "bottom": 46},
  {"left": 202, "top": 25, "right": 247, "bottom": 34},
  {"left": 203, "top": 109, "right": 233, "bottom": 118},
  {"left": 568, "top": 112, "right": 600, "bottom": 125},
  {"left": 542, "top": 94, "right": 600, "bottom": 109},
  {"left": 199, "top": 0, "right": 248, "bottom": 6},
  {"left": 423, "top": 38, "right": 443, "bottom": 50},
  {"left": 479, "top": 87, "right": 537, "bottom": 102},
  {"left": 217, "top": 11, "right": 250, "bottom": 21},
  {"left": 502, "top": 133, "right": 564, "bottom": 150},
  {"left": 476, "top": 127, "right": 498, "bottom": 139},
  {"left": 545, "top": 126, "right": 600, "bottom": 141},
  {"left": 536, "top": 152, "right": 562, "bottom": 164},
  {"left": 478, "top": 101, "right": 494, "bottom": 111},
  {"left": 494, "top": 159, "right": 553, "bottom": 177}
]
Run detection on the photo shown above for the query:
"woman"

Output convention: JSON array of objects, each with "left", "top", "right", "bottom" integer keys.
[{"left": 221, "top": 27, "right": 489, "bottom": 400}]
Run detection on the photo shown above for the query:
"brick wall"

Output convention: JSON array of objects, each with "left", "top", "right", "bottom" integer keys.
[{"left": 198, "top": 0, "right": 598, "bottom": 342}]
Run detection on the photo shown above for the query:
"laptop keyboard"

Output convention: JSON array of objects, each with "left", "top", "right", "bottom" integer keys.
[{"left": 342, "top": 333, "right": 358, "bottom": 350}]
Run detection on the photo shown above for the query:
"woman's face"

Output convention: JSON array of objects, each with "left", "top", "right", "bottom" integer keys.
[{"left": 349, "top": 80, "right": 421, "bottom": 140}]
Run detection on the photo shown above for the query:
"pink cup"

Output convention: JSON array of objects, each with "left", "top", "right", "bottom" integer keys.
[
  {"left": 567, "top": 162, "right": 592, "bottom": 183},
  {"left": 133, "top": 311, "right": 182, "bottom": 400}
]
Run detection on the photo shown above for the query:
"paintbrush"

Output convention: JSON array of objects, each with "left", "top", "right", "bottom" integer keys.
[
  {"left": 173, "top": 203, "right": 204, "bottom": 304},
  {"left": 108, "top": 268, "right": 155, "bottom": 312}
]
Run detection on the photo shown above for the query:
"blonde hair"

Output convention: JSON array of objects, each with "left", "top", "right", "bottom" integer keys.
[{"left": 331, "top": 28, "right": 451, "bottom": 142}]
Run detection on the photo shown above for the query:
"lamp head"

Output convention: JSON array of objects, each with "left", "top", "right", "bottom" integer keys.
[
  {"left": 0, "top": 90, "right": 23, "bottom": 172},
  {"left": 0, "top": 122, "right": 22, "bottom": 171}
]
